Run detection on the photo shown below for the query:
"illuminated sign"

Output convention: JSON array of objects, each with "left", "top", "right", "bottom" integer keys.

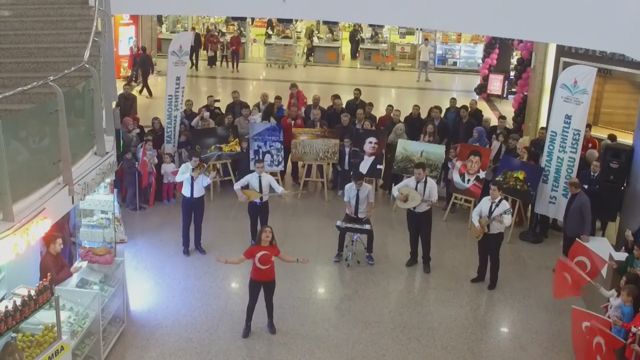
[
  {"left": 487, "top": 73, "right": 505, "bottom": 96},
  {"left": 0, "top": 218, "right": 52, "bottom": 266}
]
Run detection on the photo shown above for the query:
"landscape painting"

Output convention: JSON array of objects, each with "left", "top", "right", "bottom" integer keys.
[
  {"left": 392, "top": 139, "right": 445, "bottom": 179},
  {"left": 291, "top": 128, "right": 340, "bottom": 163}
]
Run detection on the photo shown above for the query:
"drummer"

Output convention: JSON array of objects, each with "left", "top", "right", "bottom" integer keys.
[
  {"left": 333, "top": 171, "right": 375, "bottom": 265},
  {"left": 392, "top": 162, "right": 438, "bottom": 274}
]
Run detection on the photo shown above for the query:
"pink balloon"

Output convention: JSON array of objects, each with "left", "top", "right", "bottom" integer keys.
[
  {"left": 514, "top": 93, "right": 523, "bottom": 103},
  {"left": 484, "top": 58, "right": 492, "bottom": 65},
  {"left": 490, "top": 59, "right": 497, "bottom": 66},
  {"left": 484, "top": 36, "right": 492, "bottom": 44},
  {"left": 526, "top": 41, "right": 534, "bottom": 51},
  {"left": 512, "top": 101, "right": 519, "bottom": 110},
  {"left": 524, "top": 86, "right": 529, "bottom": 93},
  {"left": 480, "top": 93, "right": 487, "bottom": 100},
  {"left": 513, "top": 40, "right": 519, "bottom": 48},
  {"left": 521, "top": 50, "right": 530, "bottom": 60},
  {"left": 493, "top": 48, "right": 500, "bottom": 54},
  {"left": 480, "top": 69, "right": 489, "bottom": 77},
  {"left": 526, "top": 67, "right": 532, "bottom": 73},
  {"left": 489, "top": 53, "right": 498, "bottom": 60},
  {"left": 522, "top": 72, "right": 530, "bottom": 81},
  {"left": 518, "top": 44, "right": 526, "bottom": 52}
]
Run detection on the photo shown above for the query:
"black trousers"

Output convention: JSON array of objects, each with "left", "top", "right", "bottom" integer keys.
[
  {"left": 248, "top": 201, "right": 269, "bottom": 242},
  {"left": 246, "top": 279, "right": 276, "bottom": 323},
  {"left": 281, "top": 147, "right": 299, "bottom": 182},
  {"left": 139, "top": 71, "right": 152, "bottom": 97},
  {"left": 190, "top": 46, "right": 199, "bottom": 69},
  {"left": 182, "top": 195, "right": 205, "bottom": 249},
  {"left": 562, "top": 234, "right": 576, "bottom": 257},
  {"left": 220, "top": 54, "right": 229, "bottom": 67},
  {"left": 331, "top": 167, "right": 351, "bottom": 191},
  {"left": 207, "top": 52, "right": 217, "bottom": 67},
  {"left": 338, "top": 213, "right": 374, "bottom": 254},
  {"left": 590, "top": 216, "right": 609, "bottom": 237},
  {"left": 406, "top": 208, "right": 433, "bottom": 263},
  {"left": 231, "top": 50, "right": 240, "bottom": 69},
  {"left": 476, "top": 232, "right": 504, "bottom": 284}
]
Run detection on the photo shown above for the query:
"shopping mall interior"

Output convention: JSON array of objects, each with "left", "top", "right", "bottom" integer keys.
[{"left": 1, "top": 1, "right": 640, "bottom": 360}]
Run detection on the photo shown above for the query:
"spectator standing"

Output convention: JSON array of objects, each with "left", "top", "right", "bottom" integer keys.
[
  {"left": 225, "top": 91, "right": 250, "bottom": 119},
  {"left": 230, "top": 31, "right": 242, "bottom": 73},
  {"left": 115, "top": 83, "right": 137, "bottom": 121},
  {"left": 345, "top": 88, "right": 366, "bottom": 119},
  {"left": 190, "top": 27, "right": 202, "bottom": 71},
  {"left": 416, "top": 38, "right": 433, "bottom": 82}
]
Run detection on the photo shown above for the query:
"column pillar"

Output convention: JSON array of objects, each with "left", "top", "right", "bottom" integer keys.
[
  {"left": 523, "top": 43, "right": 548, "bottom": 139},
  {"left": 139, "top": 16, "right": 158, "bottom": 56},
  {"left": 616, "top": 102, "right": 640, "bottom": 249}
]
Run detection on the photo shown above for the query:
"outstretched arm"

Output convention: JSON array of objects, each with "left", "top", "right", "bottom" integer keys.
[
  {"left": 216, "top": 256, "right": 247, "bottom": 265},
  {"left": 277, "top": 254, "right": 308, "bottom": 264}
]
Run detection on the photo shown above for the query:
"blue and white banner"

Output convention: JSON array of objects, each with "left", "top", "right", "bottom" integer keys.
[
  {"left": 164, "top": 32, "right": 193, "bottom": 154},
  {"left": 535, "top": 65, "right": 597, "bottom": 220}
]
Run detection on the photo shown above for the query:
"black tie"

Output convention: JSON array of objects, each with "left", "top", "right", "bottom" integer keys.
[
  {"left": 354, "top": 188, "right": 360, "bottom": 218},
  {"left": 413, "top": 180, "right": 420, "bottom": 211},
  {"left": 190, "top": 175, "right": 195, "bottom": 198},
  {"left": 592, "top": 174, "right": 595, "bottom": 180},
  {"left": 487, "top": 201, "right": 497, "bottom": 232},
  {"left": 258, "top": 175, "right": 264, "bottom": 203}
]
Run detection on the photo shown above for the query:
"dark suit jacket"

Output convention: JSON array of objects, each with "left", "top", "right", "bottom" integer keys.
[
  {"left": 225, "top": 101, "right": 250, "bottom": 119},
  {"left": 563, "top": 190, "right": 591, "bottom": 238},
  {"left": 403, "top": 114, "right": 425, "bottom": 141},
  {"left": 304, "top": 105, "right": 327, "bottom": 122},
  {"left": 457, "top": 118, "right": 477, "bottom": 144},
  {"left": 334, "top": 124, "right": 355, "bottom": 141},
  {"left": 326, "top": 107, "right": 348, "bottom": 129},
  {"left": 338, "top": 146, "right": 357, "bottom": 171},
  {"left": 488, "top": 125, "right": 512, "bottom": 142},
  {"left": 192, "top": 32, "right": 202, "bottom": 49},
  {"left": 578, "top": 170, "right": 603, "bottom": 216},
  {"left": 431, "top": 119, "right": 449, "bottom": 145}
]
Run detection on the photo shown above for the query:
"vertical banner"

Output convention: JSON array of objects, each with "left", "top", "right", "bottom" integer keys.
[
  {"left": 535, "top": 65, "right": 597, "bottom": 220},
  {"left": 164, "top": 32, "right": 193, "bottom": 154}
]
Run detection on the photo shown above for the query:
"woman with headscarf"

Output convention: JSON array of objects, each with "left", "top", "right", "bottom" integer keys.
[
  {"left": 382, "top": 123, "right": 408, "bottom": 193},
  {"left": 148, "top": 117, "right": 166, "bottom": 201},
  {"left": 468, "top": 126, "right": 489, "bottom": 148},
  {"left": 127, "top": 39, "right": 142, "bottom": 83},
  {"left": 121, "top": 117, "right": 141, "bottom": 158}
]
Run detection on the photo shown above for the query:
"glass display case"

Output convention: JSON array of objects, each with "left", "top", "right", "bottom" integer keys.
[
  {"left": 75, "top": 178, "right": 126, "bottom": 258},
  {"left": 0, "top": 295, "right": 68, "bottom": 360},
  {"left": 56, "top": 258, "right": 126, "bottom": 360},
  {"left": 0, "top": 265, "right": 7, "bottom": 301},
  {"left": 459, "top": 44, "right": 483, "bottom": 68},
  {"left": 435, "top": 31, "right": 484, "bottom": 69}
]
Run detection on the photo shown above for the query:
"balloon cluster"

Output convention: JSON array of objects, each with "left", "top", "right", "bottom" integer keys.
[
  {"left": 474, "top": 36, "right": 499, "bottom": 100},
  {"left": 511, "top": 40, "right": 534, "bottom": 131}
]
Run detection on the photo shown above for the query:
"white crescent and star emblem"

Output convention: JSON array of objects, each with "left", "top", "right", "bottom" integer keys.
[
  {"left": 564, "top": 272, "right": 572, "bottom": 284},
  {"left": 573, "top": 256, "right": 592, "bottom": 273},
  {"left": 255, "top": 251, "right": 274, "bottom": 270},
  {"left": 582, "top": 321, "right": 590, "bottom": 331},
  {"left": 592, "top": 336, "right": 605, "bottom": 359}
]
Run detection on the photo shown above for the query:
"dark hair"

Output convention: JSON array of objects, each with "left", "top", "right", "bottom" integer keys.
[
  {"left": 497, "top": 130, "right": 509, "bottom": 144},
  {"left": 414, "top": 162, "right": 427, "bottom": 171},
  {"left": 450, "top": 97, "right": 457, "bottom": 101},
  {"left": 608, "top": 133, "right": 618, "bottom": 142},
  {"left": 432, "top": 105, "right": 443, "bottom": 114},
  {"left": 274, "top": 95, "right": 282, "bottom": 101},
  {"left": 289, "top": 82, "right": 299, "bottom": 90},
  {"left": 412, "top": 104, "right": 421, "bottom": 110},
  {"left": 490, "top": 180, "right": 504, "bottom": 192},
  {"left": 43, "top": 232, "right": 62, "bottom": 249},
  {"left": 141, "top": 46, "right": 147, "bottom": 53},
  {"left": 144, "top": 140, "right": 153, "bottom": 146},
  {"left": 254, "top": 159, "right": 264, "bottom": 166},
  {"left": 256, "top": 225, "right": 277, "bottom": 246},
  {"left": 232, "top": 90, "right": 240, "bottom": 96},
  {"left": 366, "top": 102, "right": 374, "bottom": 108},
  {"left": 586, "top": 123, "right": 593, "bottom": 130},
  {"left": 468, "top": 149, "right": 483, "bottom": 160},
  {"left": 187, "top": 150, "right": 201, "bottom": 161},
  {"left": 185, "top": 99, "right": 193, "bottom": 105},
  {"left": 164, "top": 152, "right": 175, "bottom": 162},
  {"left": 459, "top": 105, "right": 470, "bottom": 112},
  {"left": 386, "top": 104, "right": 394, "bottom": 110},
  {"left": 498, "top": 115, "right": 507, "bottom": 121},
  {"left": 331, "top": 94, "right": 342, "bottom": 101},
  {"left": 539, "top": 126, "right": 547, "bottom": 131},
  {"left": 521, "top": 146, "right": 537, "bottom": 163},
  {"left": 241, "top": 103, "right": 250, "bottom": 111},
  {"left": 123, "top": 83, "right": 131, "bottom": 89},
  {"left": 352, "top": 171, "right": 365, "bottom": 182},
  {"left": 568, "top": 178, "right": 582, "bottom": 189},
  {"left": 353, "top": 88, "right": 362, "bottom": 95},
  {"left": 207, "top": 95, "right": 215, "bottom": 100},
  {"left": 622, "top": 284, "right": 639, "bottom": 300},
  {"left": 356, "top": 108, "right": 365, "bottom": 114},
  {"left": 509, "top": 134, "right": 521, "bottom": 142},
  {"left": 363, "top": 120, "right": 374, "bottom": 128}
]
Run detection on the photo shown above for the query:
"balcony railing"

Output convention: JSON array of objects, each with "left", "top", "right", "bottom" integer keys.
[{"left": 0, "top": 0, "right": 116, "bottom": 223}]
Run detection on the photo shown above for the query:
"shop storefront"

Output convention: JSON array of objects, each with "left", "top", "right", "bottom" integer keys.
[
  {"left": 0, "top": 165, "right": 127, "bottom": 360},
  {"left": 549, "top": 46, "right": 640, "bottom": 145},
  {"left": 434, "top": 32, "right": 484, "bottom": 70}
]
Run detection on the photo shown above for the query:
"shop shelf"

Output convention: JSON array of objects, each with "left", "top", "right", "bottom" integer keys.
[
  {"left": 102, "top": 316, "right": 124, "bottom": 356},
  {"left": 71, "top": 330, "right": 98, "bottom": 360}
]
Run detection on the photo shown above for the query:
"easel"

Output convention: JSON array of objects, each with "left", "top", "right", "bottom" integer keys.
[
  {"left": 443, "top": 193, "right": 475, "bottom": 229},
  {"left": 299, "top": 162, "right": 329, "bottom": 202},
  {"left": 209, "top": 160, "right": 236, "bottom": 201},
  {"left": 503, "top": 195, "right": 527, "bottom": 243},
  {"left": 267, "top": 171, "right": 283, "bottom": 186},
  {"left": 391, "top": 174, "right": 412, "bottom": 212}
]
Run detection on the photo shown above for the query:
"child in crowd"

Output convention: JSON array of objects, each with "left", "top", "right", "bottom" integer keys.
[
  {"left": 612, "top": 244, "right": 640, "bottom": 277},
  {"left": 122, "top": 150, "right": 144, "bottom": 212},
  {"left": 177, "top": 131, "right": 191, "bottom": 167},
  {"left": 442, "top": 147, "right": 457, "bottom": 212},
  {"left": 336, "top": 138, "right": 355, "bottom": 195},
  {"left": 594, "top": 272, "right": 640, "bottom": 324},
  {"left": 136, "top": 134, "right": 153, "bottom": 161},
  {"left": 249, "top": 106, "right": 262, "bottom": 123},
  {"left": 219, "top": 38, "right": 229, "bottom": 68},
  {"left": 160, "top": 153, "right": 177, "bottom": 205},
  {"left": 139, "top": 140, "right": 157, "bottom": 206},
  {"left": 611, "top": 285, "right": 640, "bottom": 350},
  {"left": 363, "top": 120, "right": 374, "bottom": 130}
]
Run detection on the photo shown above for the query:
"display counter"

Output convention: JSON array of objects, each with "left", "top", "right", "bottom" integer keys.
[
  {"left": 359, "top": 44, "right": 387, "bottom": 67},
  {"left": 313, "top": 42, "right": 341, "bottom": 65},
  {"left": 158, "top": 33, "right": 248, "bottom": 60}
]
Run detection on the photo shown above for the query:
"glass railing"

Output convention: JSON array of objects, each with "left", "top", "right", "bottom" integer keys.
[{"left": 0, "top": 0, "right": 113, "bottom": 223}]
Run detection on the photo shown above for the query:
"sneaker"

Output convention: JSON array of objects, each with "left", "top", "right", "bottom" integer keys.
[
  {"left": 405, "top": 258, "right": 418, "bottom": 267},
  {"left": 163, "top": 200, "right": 169, "bottom": 206},
  {"left": 365, "top": 254, "right": 375, "bottom": 265},
  {"left": 242, "top": 323, "right": 251, "bottom": 339},
  {"left": 426, "top": 78, "right": 431, "bottom": 82},
  {"left": 423, "top": 264, "right": 431, "bottom": 274},
  {"left": 333, "top": 252, "right": 343, "bottom": 262},
  {"left": 170, "top": 198, "right": 176, "bottom": 204},
  {"left": 267, "top": 320, "right": 276, "bottom": 335}
]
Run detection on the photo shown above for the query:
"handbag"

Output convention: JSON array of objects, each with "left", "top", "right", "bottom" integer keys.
[{"left": 80, "top": 248, "right": 115, "bottom": 265}]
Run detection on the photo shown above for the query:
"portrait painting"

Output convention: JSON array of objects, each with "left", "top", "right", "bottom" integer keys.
[
  {"left": 392, "top": 139, "right": 445, "bottom": 179},
  {"left": 291, "top": 128, "right": 340, "bottom": 163},
  {"left": 352, "top": 129, "right": 386, "bottom": 179},
  {"left": 249, "top": 123, "right": 284, "bottom": 171},
  {"left": 451, "top": 143, "right": 491, "bottom": 200}
]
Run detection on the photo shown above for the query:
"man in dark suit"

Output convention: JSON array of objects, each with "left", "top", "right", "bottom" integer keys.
[
  {"left": 190, "top": 27, "right": 202, "bottom": 71},
  {"left": 578, "top": 159, "right": 606, "bottom": 236},
  {"left": 403, "top": 104, "right": 424, "bottom": 141},
  {"left": 562, "top": 178, "right": 591, "bottom": 257},
  {"left": 225, "top": 90, "right": 250, "bottom": 119},
  {"left": 326, "top": 98, "right": 348, "bottom": 129},
  {"left": 304, "top": 94, "right": 326, "bottom": 122},
  {"left": 137, "top": 46, "right": 154, "bottom": 98}
]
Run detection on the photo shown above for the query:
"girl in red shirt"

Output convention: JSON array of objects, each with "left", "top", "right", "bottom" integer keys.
[
  {"left": 217, "top": 225, "right": 308, "bottom": 339},
  {"left": 287, "top": 82, "right": 307, "bottom": 110}
]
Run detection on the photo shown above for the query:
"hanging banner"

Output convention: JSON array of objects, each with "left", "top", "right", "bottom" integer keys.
[
  {"left": 535, "top": 64, "right": 597, "bottom": 220},
  {"left": 164, "top": 32, "right": 193, "bottom": 154}
]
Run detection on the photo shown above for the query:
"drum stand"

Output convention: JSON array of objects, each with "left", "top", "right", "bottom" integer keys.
[{"left": 344, "top": 232, "right": 367, "bottom": 269}]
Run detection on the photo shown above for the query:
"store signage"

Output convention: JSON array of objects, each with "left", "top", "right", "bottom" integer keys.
[
  {"left": 487, "top": 73, "right": 504, "bottom": 95},
  {"left": 535, "top": 65, "right": 597, "bottom": 220},
  {"left": 0, "top": 217, "right": 52, "bottom": 266},
  {"left": 74, "top": 158, "right": 118, "bottom": 201},
  {"left": 164, "top": 32, "right": 192, "bottom": 154},
  {"left": 399, "top": 27, "right": 406, "bottom": 40},
  {"left": 563, "top": 46, "right": 639, "bottom": 64},
  {"left": 43, "top": 342, "right": 70, "bottom": 360}
]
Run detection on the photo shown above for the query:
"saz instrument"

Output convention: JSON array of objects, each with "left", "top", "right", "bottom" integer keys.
[
  {"left": 240, "top": 189, "right": 304, "bottom": 202},
  {"left": 395, "top": 187, "right": 441, "bottom": 209},
  {"left": 470, "top": 207, "right": 513, "bottom": 241}
]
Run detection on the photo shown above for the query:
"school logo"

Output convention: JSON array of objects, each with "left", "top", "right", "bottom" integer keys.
[
  {"left": 560, "top": 79, "right": 590, "bottom": 97},
  {"left": 170, "top": 45, "right": 189, "bottom": 61}
]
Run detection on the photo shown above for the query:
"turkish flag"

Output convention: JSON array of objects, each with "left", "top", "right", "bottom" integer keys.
[
  {"left": 553, "top": 257, "right": 590, "bottom": 299},
  {"left": 584, "top": 321, "right": 624, "bottom": 360},
  {"left": 569, "top": 240, "right": 607, "bottom": 281},
  {"left": 571, "top": 307, "right": 612, "bottom": 360}
]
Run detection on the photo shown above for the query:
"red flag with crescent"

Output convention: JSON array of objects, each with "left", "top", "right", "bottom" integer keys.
[
  {"left": 553, "top": 257, "right": 590, "bottom": 299},
  {"left": 571, "top": 307, "right": 613, "bottom": 360},
  {"left": 584, "top": 321, "right": 624, "bottom": 360},
  {"left": 568, "top": 240, "right": 607, "bottom": 281}
]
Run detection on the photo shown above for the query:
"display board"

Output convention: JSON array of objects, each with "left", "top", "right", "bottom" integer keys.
[
  {"left": 494, "top": 156, "right": 543, "bottom": 204},
  {"left": 249, "top": 123, "right": 284, "bottom": 171},
  {"left": 291, "top": 128, "right": 340, "bottom": 163},
  {"left": 487, "top": 73, "right": 505, "bottom": 96},
  {"left": 352, "top": 129, "right": 386, "bottom": 179},
  {"left": 190, "top": 126, "right": 240, "bottom": 162},
  {"left": 451, "top": 143, "right": 491, "bottom": 200},
  {"left": 392, "top": 139, "right": 445, "bottom": 179}
]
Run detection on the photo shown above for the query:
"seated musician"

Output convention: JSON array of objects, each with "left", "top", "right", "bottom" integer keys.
[{"left": 333, "top": 171, "right": 375, "bottom": 265}]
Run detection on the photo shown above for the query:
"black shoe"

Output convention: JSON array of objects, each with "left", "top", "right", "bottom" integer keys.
[
  {"left": 470, "top": 277, "right": 484, "bottom": 283},
  {"left": 183, "top": 249, "right": 190, "bottom": 257},
  {"left": 405, "top": 258, "right": 418, "bottom": 267},
  {"left": 267, "top": 320, "right": 276, "bottom": 335},
  {"left": 550, "top": 223, "right": 563, "bottom": 232},
  {"left": 196, "top": 246, "right": 207, "bottom": 255},
  {"left": 423, "top": 264, "right": 431, "bottom": 274},
  {"left": 333, "top": 252, "right": 343, "bottom": 262},
  {"left": 242, "top": 323, "right": 251, "bottom": 339},
  {"left": 487, "top": 283, "right": 497, "bottom": 291}
]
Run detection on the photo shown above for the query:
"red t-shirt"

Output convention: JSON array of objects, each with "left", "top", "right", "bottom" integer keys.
[
  {"left": 280, "top": 117, "right": 304, "bottom": 147},
  {"left": 243, "top": 245, "right": 281, "bottom": 282},
  {"left": 581, "top": 136, "right": 599, "bottom": 154}
]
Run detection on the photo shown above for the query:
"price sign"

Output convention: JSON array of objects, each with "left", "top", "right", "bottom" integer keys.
[{"left": 487, "top": 73, "right": 505, "bottom": 96}]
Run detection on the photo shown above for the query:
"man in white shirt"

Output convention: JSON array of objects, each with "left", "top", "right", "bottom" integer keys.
[
  {"left": 334, "top": 171, "right": 375, "bottom": 265},
  {"left": 471, "top": 181, "right": 513, "bottom": 290},
  {"left": 175, "top": 151, "right": 216, "bottom": 257},
  {"left": 392, "top": 162, "right": 439, "bottom": 274},
  {"left": 417, "top": 38, "right": 433, "bottom": 82},
  {"left": 234, "top": 159, "right": 289, "bottom": 244}
]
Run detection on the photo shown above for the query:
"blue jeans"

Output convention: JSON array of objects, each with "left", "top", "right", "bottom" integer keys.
[{"left": 231, "top": 51, "right": 240, "bottom": 69}]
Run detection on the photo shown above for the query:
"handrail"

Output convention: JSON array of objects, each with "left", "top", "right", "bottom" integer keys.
[{"left": 0, "top": 0, "right": 102, "bottom": 100}]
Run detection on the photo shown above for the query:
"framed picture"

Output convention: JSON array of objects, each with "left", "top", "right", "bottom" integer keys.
[
  {"left": 291, "top": 128, "right": 340, "bottom": 163},
  {"left": 249, "top": 123, "right": 284, "bottom": 171},
  {"left": 392, "top": 139, "right": 445, "bottom": 179},
  {"left": 451, "top": 143, "right": 491, "bottom": 200},
  {"left": 495, "top": 156, "right": 543, "bottom": 204},
  {"left": 190, "top": 126, "right": 240, "bottom": 162},
  {"left": 352, "top": 129, "right": 386, "bottom": 179}
]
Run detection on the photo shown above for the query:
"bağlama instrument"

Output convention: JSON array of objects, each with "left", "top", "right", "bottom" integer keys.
[{"left": 395, "top": 187, "right": 423, "bottom": 209}]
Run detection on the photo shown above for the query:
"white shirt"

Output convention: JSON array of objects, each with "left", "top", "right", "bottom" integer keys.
[
  {"left": 392, "top": 176, "right": 438, "bottom": 212},
  {"left": 175, "top": 163, "right": 213, "bottom": 198},
  {"left": 161, "top": 163, "right": 177, "bottom": 183},
  {"left": 419, "top": 44, "right": 432, "bottom": 62},
  {"left": 471, "top": 196, "right": 513, "bottom": 234},
  {"left": 344, "top": 182, "right": 374, "bottom": 217},
  {"left": 234, "top": 172, "right": 284, "bottom": 203}
]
